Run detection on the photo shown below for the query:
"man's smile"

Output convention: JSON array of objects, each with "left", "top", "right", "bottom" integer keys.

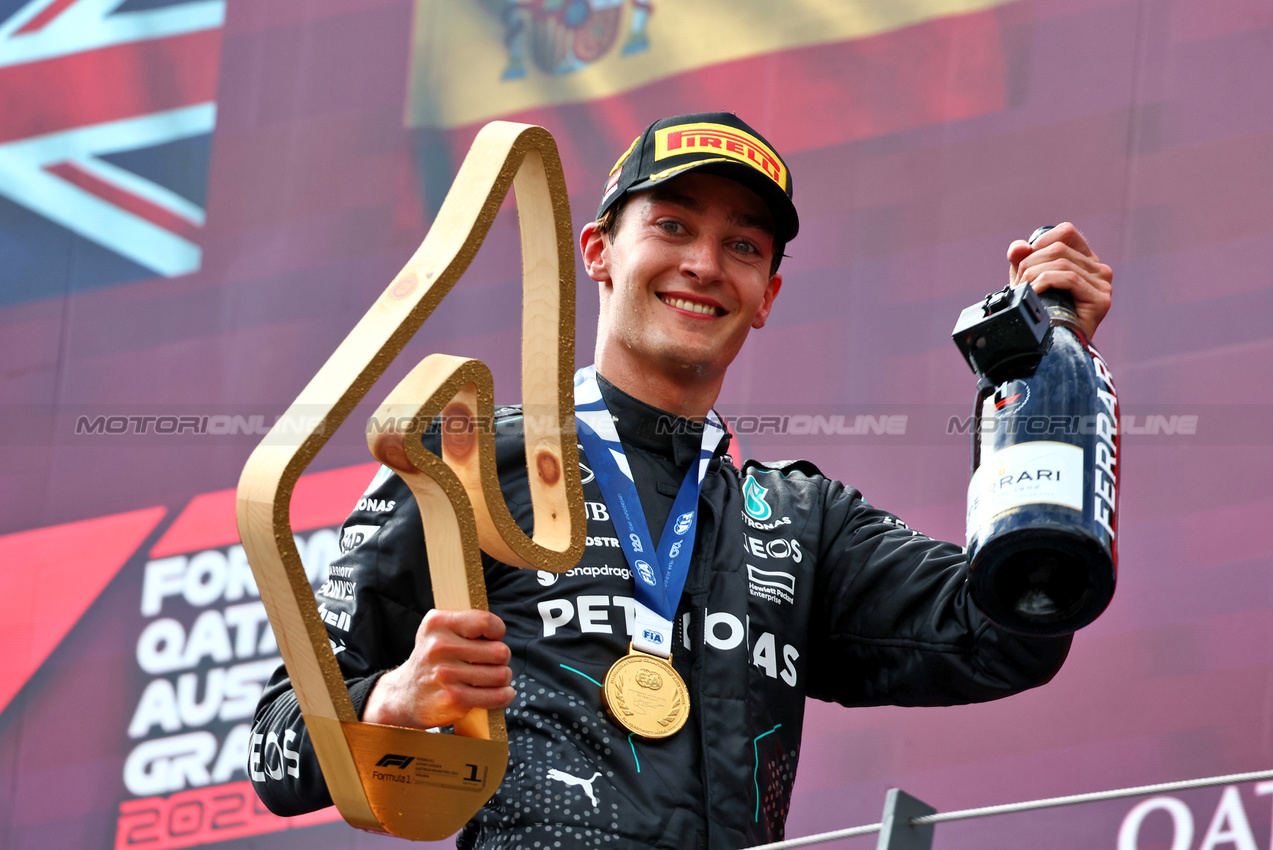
[{"left": 657, "top": 292, "right": 726, "bottom": 317}]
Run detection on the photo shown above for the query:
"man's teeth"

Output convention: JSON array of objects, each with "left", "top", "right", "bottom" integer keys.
[{"left": 663, "top": 296, "right": 721, "bottom": 316}]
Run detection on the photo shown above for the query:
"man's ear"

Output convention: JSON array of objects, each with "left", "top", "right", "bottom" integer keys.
[
  {"left": 751, "top": 273, "right": 783, "bottom": 329},
  {"left": 579, "top": 221, "right": 610, "bottom": 283}
]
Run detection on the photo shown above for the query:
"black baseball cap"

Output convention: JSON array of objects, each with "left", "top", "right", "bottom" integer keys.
[{"left": 596, "top": 112, "right": 799, "bottom": 244}]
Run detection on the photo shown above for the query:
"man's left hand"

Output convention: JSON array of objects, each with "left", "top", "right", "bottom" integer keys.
[{"left": 1007, "top": 222, "right": 1113, "bottom": 340}]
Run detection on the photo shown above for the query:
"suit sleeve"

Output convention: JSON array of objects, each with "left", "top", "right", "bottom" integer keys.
[
  {"left": 803, "top": 479, "right": 1071, "bottom": 707},
  {"left": 249, "top": 465, "right": 433, "bottom": 815}
]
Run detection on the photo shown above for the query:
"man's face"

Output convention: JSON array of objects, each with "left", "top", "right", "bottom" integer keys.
[{"left": 582, "top": 172, "right": 783, "bottom": 389}]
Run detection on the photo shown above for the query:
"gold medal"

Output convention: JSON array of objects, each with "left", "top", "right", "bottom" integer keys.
[{"left": 602, "top": 645, "right": 689, "bottom": 738}]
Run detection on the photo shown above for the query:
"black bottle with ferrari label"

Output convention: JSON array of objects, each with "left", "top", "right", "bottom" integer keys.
[{"left": 951, "top": 228, "right": 1118, "bottom": 636}]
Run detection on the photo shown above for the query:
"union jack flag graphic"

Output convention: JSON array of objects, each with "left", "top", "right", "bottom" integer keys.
[{"left": 0, "top": 0, "right": 224, "bottom": 297}]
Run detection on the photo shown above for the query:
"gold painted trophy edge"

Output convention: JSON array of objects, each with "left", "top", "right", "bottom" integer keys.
[{"left": 235, "top": 121, "right": 585, "bottom": 839}]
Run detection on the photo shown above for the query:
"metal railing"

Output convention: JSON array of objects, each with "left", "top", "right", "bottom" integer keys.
[{"left": 747, "top": 768, "right": 1273, "bottom": 850}]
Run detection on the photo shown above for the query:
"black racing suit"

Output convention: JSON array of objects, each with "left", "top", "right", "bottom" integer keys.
[{"left": 251, "top": 375, "right": 1071, "bottom": 849}]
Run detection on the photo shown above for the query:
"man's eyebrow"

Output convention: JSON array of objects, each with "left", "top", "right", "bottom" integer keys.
[
  {"left": 646, "top": 187, "right": 703, "bottom": 212},
  {"left": 728, "top": 211, "right": 774, "bottom": 236}
]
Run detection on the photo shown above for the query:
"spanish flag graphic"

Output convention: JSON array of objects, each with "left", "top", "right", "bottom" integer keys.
[{"left": 406, "top": 0, "right": 1019, "bottom": 132}]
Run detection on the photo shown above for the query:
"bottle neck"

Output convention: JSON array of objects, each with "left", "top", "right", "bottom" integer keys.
[{"left": 1040, "top": 289, "right": 1083, "bottom": 336}]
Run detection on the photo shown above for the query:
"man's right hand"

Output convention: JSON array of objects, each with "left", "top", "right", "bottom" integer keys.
[{"left": 362, "top": 609, "right": 515, "bottom": 729}]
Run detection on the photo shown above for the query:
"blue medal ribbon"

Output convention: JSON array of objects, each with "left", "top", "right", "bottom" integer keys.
[{"left": 574, "top": 367, "right": 726, "bottom": 656}]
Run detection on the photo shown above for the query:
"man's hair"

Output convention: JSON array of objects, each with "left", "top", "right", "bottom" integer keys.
[{"left": 596, "top": 193, "right": 786, "bottom": 277}]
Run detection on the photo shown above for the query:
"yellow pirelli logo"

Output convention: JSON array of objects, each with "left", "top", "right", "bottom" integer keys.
[{"left": 654, "top": 123, "right": 787, "bottom": 190}]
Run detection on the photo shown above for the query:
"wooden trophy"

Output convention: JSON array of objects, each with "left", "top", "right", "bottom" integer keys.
[{"left": 235, "top": 122, "right": 586, "bottom": 840}]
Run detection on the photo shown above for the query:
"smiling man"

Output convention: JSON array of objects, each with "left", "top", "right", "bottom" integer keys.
[
  {"left": 585, "top": 172, "right": 783, "bottom": 418},
  {"left": 251, "top": 113, "right": 1113, "bottom": 849}
]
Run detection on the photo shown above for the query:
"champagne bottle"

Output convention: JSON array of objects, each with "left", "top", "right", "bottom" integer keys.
[{"left": 951, "top": 228, "right": 1118, "bottom": 635}]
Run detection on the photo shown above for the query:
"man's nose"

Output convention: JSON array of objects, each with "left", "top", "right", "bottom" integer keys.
[{"left": 680, "top": 235, "right": 724, "bottom": 283}]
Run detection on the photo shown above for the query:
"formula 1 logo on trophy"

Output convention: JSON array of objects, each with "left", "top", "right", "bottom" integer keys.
[{"left": 235, "top": 123, "right": 587, "bottom": 840}]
